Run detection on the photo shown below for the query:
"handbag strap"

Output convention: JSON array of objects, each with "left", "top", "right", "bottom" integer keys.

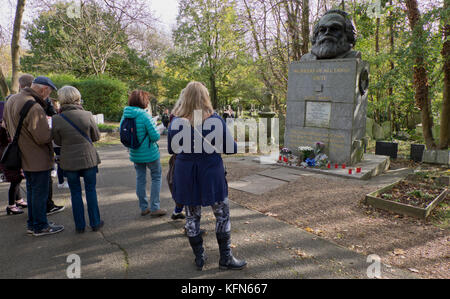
[
  {"left": 12, "top": 100, "right": 37, "bottom": 143},
  {"left": 60, "top": 113, "right": 93, "bottom": 144}
]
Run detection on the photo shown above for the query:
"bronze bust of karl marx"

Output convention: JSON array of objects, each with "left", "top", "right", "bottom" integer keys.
[{"left": 301, "top": 9, "right": 361, "bottom": 61}]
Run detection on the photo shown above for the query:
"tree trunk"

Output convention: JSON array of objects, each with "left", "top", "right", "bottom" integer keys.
[
  {"left": 0, "top": 67, "right": 10, "bottom": 98},
  {"left": 439, "top": 0, "right": 450, "bottom": 149},
  {"left": 405, "top": 0, "right": 436, "bottom": 149},
  {"left": 284, "top": 1, "right": 302, "bottom": 61},
  {"left": 10, "top": 0, "right": 26, "bottom": 94},
  {"left": 301, "top": 0, "right": 310, "bottom": 56},
  {"left": 375, "top": 16, "right": 381, "bottom": 124},
  {"left": 389, "top": 0, "right": 396, "bottom": 132},
  {"left": 210, "top": 74, "right": 218, "bottom": 109}
]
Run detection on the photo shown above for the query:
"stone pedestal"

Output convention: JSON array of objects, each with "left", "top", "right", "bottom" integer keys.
[{"left": 284, "top": 59, "right": 369, "bottom": 165}]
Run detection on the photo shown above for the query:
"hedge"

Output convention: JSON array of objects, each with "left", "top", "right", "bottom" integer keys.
[{"left": 47, "top": 74, "right": 128, "bottom": 121}]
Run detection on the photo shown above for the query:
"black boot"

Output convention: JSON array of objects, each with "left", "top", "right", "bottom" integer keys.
[
  {"left": 216, "top": 232, "right": 247, "bottom": 270},
  {"left": 188, "top": 234, "right": 206, "bottom": 271}
]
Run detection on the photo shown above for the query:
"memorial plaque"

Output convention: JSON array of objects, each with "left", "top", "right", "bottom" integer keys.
[{"left": 305, "top": 101, "right": 331, "bottom": 128}]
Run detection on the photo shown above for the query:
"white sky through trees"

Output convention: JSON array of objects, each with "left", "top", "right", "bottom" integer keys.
[{"left": 0, "top": 0, "right": 179, "bottom": 42}]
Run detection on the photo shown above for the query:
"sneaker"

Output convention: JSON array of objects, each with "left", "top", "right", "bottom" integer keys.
[
  {"left": 47, "top": 205, "right": 65, "bottom": 215},
  {"left": 141, "top": 209, "right": 151, "bottom": 216},
  {"left": 27, "top": 222, "right": 56, "bottom": 235},
  {"left": 171, "top": 212, "right": 186, "bottom": 220},
  {"left": 57, "top": 182, "right": 69, "bottom": 189},
  {"left": 33, "top": 224, "right": 64, "bottom": 237},
  {"left": 150, "top": 209, "right": 167, "bottom": 217}
]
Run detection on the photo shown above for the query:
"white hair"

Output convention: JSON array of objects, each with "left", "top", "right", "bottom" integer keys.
[{"left": 58, "top": 85, "right": 82, "bottom": 105}]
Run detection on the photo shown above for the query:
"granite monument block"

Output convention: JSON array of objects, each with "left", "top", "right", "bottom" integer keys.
[{"left": 284, "top": 58, "right": 369, "bottom": 165}]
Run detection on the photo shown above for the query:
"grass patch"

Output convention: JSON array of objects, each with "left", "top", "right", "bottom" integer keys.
[
  {"left": 98, "top": 123, "right": 119, "bottom": 132},
  {"left": 95, "top": 133, "right": 121, "bottom": 148}
]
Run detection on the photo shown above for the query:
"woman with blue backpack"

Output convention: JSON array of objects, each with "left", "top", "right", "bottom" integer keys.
[{"left": 120, "top": 90, "right": 166, "bottom": 217}]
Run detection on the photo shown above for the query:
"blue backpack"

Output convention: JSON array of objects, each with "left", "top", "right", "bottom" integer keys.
[{"left": 120, "top": 118, "right": 149, "bottom": 149}]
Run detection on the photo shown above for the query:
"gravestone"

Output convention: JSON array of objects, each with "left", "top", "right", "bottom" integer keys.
[{"left": 284, "top": 59, "right": 369, "bottom": 165}]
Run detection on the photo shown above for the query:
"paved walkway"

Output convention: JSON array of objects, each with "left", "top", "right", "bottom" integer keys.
[{"left": 0, "top": 138, "right": 415, "bottom": 279}]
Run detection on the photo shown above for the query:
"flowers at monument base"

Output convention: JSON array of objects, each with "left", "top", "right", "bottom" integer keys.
[
  {"left": 315, "top": 153, "right": 329, "bottom": 167},
  {"left": 278, "top": 144, "right": 329, "bottom": 168},
  {"left": 279, "top": 147, "right": 296, "bottom": 165},
  {"left": 314, "top": 142, "right": 326, "bottom": 155},
  {"left": 298, "top": 146, "right": 314, "bottom": 160},
  {"left": 305, "top": 158, "right": 316, "bottom": 167}
]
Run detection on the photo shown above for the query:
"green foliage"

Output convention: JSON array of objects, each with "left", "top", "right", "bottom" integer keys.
[
  {"left": 46, "top": 74, "right": 128, "bottom": 121},
  {"left": 97, "top": 123, "right": 119, "bottom": 132},
  {"left": 21, "top": 1, "right": 159, "bottom": 97},
  {"left": 74, "top": 77, "right": 128, "bottom": 122},
  {"left": 350, "top": 0, "right": 445, "bottom": 137},
  {"left": 163, "top": 0, "right": 251, "bottom": 108}
]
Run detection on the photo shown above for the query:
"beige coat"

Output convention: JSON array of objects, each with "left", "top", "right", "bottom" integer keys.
[
  {"left": 52, "top": 105, "right": 101, "bottom": 171},
  {"left": 3, "top": 89, "right": 54, "bottom": 172}
]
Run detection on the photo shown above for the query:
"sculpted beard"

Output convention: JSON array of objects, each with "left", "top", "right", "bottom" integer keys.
[{"left": 311, "top": 35, "right": 351, "bottom": 59}]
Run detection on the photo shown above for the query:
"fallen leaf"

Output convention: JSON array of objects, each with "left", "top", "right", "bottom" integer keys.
[
  {"left": 305, "top": 227, "right": 314, "bottom": 233},
  {"left": 265, "top": 212, "right": 278, "bottom": 217},
  {"left": 408, "top": 268, "right": 419, "bottom": 273},
  {"left": 293, "top": 249, "right": 312, "bottom": 259},
  {"left": 393, "top": 248, "right": 406, "bottom": 255}
]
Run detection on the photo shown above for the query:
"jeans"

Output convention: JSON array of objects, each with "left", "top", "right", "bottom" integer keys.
[
  {"left": 65, "top": 167, "right": 101, "bottom": 230},
  {"left": 24, "top": 170, "right": 51, "bottom": 232},
  {"left": 134, "top": 159, "right": 162, "bottom": 212}
]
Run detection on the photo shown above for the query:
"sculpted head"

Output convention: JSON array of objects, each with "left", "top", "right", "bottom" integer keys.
[{"left": 311, "top": 10, "right": 356, "bottom": 59}]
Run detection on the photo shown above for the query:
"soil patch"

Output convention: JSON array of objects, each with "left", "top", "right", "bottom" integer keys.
[
  {"left": 225, "top": 161, "right": 450, "bottom": 279},
  {"left": 379, "top": 180, "right": 446, "bottom": 208}
]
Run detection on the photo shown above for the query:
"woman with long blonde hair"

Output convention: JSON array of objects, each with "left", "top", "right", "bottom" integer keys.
[{"left": 168, "top": 81, "right": 246, "bottom": 271}]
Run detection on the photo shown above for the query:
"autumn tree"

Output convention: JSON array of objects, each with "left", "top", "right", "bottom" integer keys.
[
  {"left": 405, "top": 0, "right": 436, "bottom": 149},
  {"left": 170, "top": 0, "right": 246, "bottom": 108},
  {"left": 440, "top": 0, "right": 450, "bottom": 149},
  {"left": 26, "top": 0, "right": 155, "bottom": 77},
  {"left": 10, "top": 0, "right": 26, "bottom": 94}
]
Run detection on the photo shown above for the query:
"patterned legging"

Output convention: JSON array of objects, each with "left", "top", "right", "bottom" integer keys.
[{"left": 185, "top": 198, "right": 231, "bottom": 238}]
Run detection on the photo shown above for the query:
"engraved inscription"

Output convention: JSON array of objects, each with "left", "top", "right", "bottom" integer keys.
[{"left": 305, "top": 102, "right": 331, "bottom": 128}]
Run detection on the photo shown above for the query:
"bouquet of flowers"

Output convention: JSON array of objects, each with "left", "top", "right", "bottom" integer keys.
[
  {"left": 279, "top": 148, "right": 292, "bottom": 163},
  {"left": 305, "top": 158, "right": 316, "bottom": 167},
  {"left": 314, "top": 142, "right": 326, "bottom": 155},
  {"left": 280, "top": 148, "right": 292, "bottom": 155},
  {"left": 315, "top": 153, "right": 329, "bottom": 168},
  {"left": 298, "top": 146, "right": 314, "bottom": 160}
]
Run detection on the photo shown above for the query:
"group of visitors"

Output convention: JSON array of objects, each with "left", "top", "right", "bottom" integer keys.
[
  {"left": 1, "top": 75, "right": 246, "bottom": 270},
  {"left": 1, "top": 74, "right": 102, "bottom": 236}
]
